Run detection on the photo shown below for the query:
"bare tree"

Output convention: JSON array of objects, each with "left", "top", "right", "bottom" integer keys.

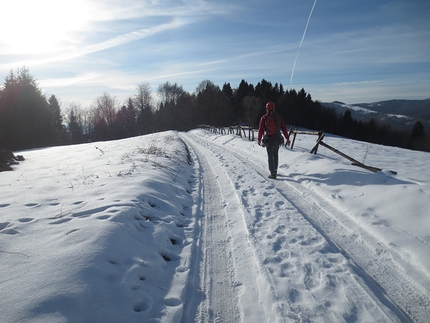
[
  {"left": 135, "top": 83, "right": 153, "bottom": 113},
  {"left": 89, "top": 93, "right": 119, "bottom": 140},
  {"left": 195, "top": 79, "right": 214, "bottom": 93},
  {"left": 157, "top": 82, "right": 185, "bottom": 105},
  {"left": 94, "top": 92, "right": 118, "bottom": 127},
  {"left": 135, "top": 83, "right": 153, "bottom": 134}
]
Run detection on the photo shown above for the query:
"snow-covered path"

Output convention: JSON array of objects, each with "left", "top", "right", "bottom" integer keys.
[
  {"left": 1, "top": 129, "right": 429, "bottom": 322},
  {"left": 181, "top": 131, "right": 427, "bottom": 322},
  {"left": 183, "top": 137, "right": 242, "bottom": 322}
]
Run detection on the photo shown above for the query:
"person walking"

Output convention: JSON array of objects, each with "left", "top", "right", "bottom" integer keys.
[{"left": 257, "top": 102, "right": 290, "bottom": 179}]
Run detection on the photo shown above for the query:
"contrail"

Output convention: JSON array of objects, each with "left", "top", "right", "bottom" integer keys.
[{"left": 290, "top": 0, "right": 318, "bottom": 85}]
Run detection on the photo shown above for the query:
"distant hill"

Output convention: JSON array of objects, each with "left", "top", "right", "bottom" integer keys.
[{"left": 321, "top": 98, "right": 430, "bottom": 132}]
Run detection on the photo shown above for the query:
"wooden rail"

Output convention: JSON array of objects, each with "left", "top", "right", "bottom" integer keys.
[
  {"left": 310, "top": 133, "right": 397, "bottom": 174},
  {"left": 200, "top": 125, "right": 226, "bottom": 135},
  {"left": 202, "top": 125, "right": 396, "bottom": 174},
  {"left": 201, "top": 125, "right": 254, "bottom": 141},
  {"left": 289, "top": 129, "right": 322, "bottom": 150}
]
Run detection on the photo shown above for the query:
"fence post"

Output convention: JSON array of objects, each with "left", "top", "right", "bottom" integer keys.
[
  {"left": 291, "top": 131, "right": 297, "bottom": 149},
  {"left": 310, "top": 132, "right": 324, "bottom": 154}
]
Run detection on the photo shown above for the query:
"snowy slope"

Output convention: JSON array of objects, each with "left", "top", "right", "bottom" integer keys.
[
  {"left": 182, "top": 130, "right": 429, "bottom": 322},
  {"left": 0, "top": 129, "right": 429, "bottom": 322},
  {"left": 321, "top": 101, "right": 426, "bottom": 131}
]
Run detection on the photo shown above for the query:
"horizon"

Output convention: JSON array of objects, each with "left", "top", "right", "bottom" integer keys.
[
  {"left": 323, "top": 97, "right": 430, "bottom": 105},
  {"left": 1, "top": 0, "right": 429, "bottom": 107}
]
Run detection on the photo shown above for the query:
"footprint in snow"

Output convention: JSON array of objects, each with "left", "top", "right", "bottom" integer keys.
[
  {"left": 133, "top": 301, "right": 150, "bottom": 313},
  {"left": 273, "top": 236, "right": 287, "bottom": 252},
  {"left": 164, "top": 297, "right": 182, "bottom": 307},
  {"left": 17, "top": 218, "right": 34, "bottom": 223},
  {"left": 24, "top": 203, "right": 40, "bottom": 207},
  {"left": 0, "top": 222, "right": 19, "bottom": 235},
  {"left": 49, "top": 218, "right": 73, "bottom": 225},
  {"left": 0, "top": 222, "right": 11, "bottom": 230},
  {"left": 288, "top": 288, "right": 301, "bottom": 303},
  {"left": 133, "top": 295, "right": 153, "bottom": 313},
  {"left": 97, "top": 215, "right": 111, "bottom": 220},
  {"left": 1, "top": 229, "right": 19, "bottom": 235}
]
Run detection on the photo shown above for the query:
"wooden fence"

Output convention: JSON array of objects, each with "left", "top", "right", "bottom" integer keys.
[
  {"left": 289, "top": 129, "right": 322, "bottom": 150},
  {"left": 228, "top": 126, "right": 255, "bottom": 141},
  {"left": 201, "top": 125, "right": 396, "bottom": 174},
  {"left": 293, "top": 129, "right": 397, "bottom": 174},
  {"left": 199, "top": 125, "right": 227, "bottom": 135}
]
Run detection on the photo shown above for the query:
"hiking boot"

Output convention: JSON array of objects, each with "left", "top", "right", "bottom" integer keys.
[{"left": 268, "top": 174, "right": 277, "bottom": 179}]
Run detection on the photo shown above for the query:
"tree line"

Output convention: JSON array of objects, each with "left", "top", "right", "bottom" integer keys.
[{"left": 0, "top": 67, "right": 428, "bottom": 152}]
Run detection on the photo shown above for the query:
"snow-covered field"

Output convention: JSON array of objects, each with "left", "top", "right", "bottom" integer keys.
[{"left": 1, "top": 129, "right": 429, "bottom": 322}]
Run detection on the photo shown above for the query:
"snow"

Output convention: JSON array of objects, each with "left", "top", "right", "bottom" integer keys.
[
  {"left": 346, "top": 105, "right": 376, "bottom": 114},
  {"left": 1, "top": 129, "right": 429, "bottom": 322},
  {"left": 339, "top": 103, "right": 411, "bottom": 120}
]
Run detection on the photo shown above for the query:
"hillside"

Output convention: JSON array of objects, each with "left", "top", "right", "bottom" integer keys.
[{"left": 322, "top": 98, "right": 430, "bottom": 132}]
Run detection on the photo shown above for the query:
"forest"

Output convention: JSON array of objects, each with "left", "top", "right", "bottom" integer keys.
[{"left": 0, "top": 67, "right": 428, "bottom": 152}]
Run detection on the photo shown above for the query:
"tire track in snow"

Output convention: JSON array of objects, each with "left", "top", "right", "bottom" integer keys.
[
  {"left": 183, "top": 132, "right": 412, "bottom": 323},
  {"left": 181, "top": 134, "right": 241, "bottom": 322},
  {"left": 281, "top": 175, "right": 430, "bottom": 323}
]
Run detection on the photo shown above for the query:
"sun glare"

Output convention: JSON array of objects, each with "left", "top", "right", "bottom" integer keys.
[{"left": 1, "top": 0, "right": 91, "bottom": 55}]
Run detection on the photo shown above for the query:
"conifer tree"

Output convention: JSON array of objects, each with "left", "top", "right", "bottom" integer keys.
[{"left": 0, "top": 67, "right": 52, "bottom": 150}]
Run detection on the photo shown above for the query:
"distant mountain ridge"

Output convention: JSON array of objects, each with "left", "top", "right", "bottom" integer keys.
[{"left": 322, "top": 98, "right": 430, "bottom": 132}]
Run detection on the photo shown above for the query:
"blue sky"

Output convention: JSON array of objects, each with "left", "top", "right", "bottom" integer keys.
[{"left": 1, "top": 0, "right": 429, "bottom": 106}]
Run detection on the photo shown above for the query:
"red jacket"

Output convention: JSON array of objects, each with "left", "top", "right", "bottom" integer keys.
[{"left": 258, "top": 111, "right": 290, "bottom": 143}]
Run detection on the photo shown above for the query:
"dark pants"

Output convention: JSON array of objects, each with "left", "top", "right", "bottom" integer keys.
[{"left": 266, "top": 137, "right": 280, "bottom": 175}]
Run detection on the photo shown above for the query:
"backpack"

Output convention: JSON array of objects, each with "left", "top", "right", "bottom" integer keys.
[
  {"left": 265, "top": 111, "right": 279, "bottom": 135},
  {"left": 264, "top": 111, "right": 284, "bottom": 145}
]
